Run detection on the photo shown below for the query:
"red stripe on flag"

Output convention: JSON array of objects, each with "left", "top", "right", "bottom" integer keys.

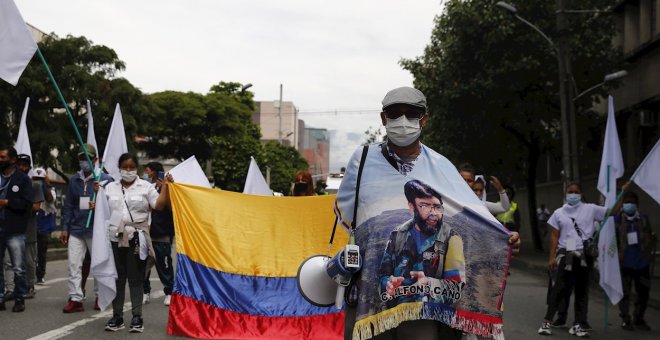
[{"left": 167, "top": 293, "right": 344, "bottom": 340}]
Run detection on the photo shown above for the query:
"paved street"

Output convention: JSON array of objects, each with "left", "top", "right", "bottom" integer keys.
[
  {"left": 503, "top": 261, "right": 660, "bottom": 340},
  {"left": 1, "top": 258, "right": 658, "bottom": 339},
  {"left": 0, "top": 257, "right": 184, "bottom": 339}
]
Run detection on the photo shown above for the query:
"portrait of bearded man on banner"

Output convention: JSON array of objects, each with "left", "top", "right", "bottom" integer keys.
[{"left": 378, "top": 179, "right": 466, "bottom": 308}]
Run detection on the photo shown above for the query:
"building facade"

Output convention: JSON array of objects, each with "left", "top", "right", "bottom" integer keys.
[{"left": 252, "top": 101, "right": 301, "bottom": 149}]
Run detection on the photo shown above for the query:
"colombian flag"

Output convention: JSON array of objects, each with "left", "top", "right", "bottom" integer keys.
[{"left": 167, "top": 184, "right": 347, "bottom": 339}]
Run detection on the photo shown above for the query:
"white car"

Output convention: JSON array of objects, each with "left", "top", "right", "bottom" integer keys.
[{"left": 325, "top": 173, "right": 343, "bottom": 194}]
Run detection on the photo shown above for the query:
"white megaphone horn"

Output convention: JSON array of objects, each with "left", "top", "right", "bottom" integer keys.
[{"left": 296, "top": 244, "right": 361, "bottom": 309}]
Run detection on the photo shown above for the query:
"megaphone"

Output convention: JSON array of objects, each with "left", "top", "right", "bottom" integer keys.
[{"left": 297, "top": 244, "right": 361, "bottom": 309}]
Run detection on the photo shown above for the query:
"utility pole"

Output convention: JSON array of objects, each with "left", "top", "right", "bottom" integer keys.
[
  {"left": 556, "top": 0, "right": 578, "bottom": 185},
  {"left": 278, "top": 84, "right": 283, "bottom": 144}
]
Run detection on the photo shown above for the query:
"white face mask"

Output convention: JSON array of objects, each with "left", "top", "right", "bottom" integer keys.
[
  {"left": 120, "top": 170, "right": 138, "bottom": 183},
  {"left": 385, "top": 115, "right": 421, "bottom": 147}
]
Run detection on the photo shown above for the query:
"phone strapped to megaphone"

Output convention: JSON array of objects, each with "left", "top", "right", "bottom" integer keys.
[{"left": 297, "top": 236, "right": 361, "bottom": 309}]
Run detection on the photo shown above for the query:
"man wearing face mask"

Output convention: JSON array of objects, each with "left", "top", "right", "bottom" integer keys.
[
  {"left": 615, "top": 191, "right": 654, "bottom": 331},
  {"left": 61, "top": 144, "right": 113, "bottom": 313},
  {"left": 336, "top": 87, "right": 520, "bottom": 340},
  {"left": 0, "top": 146, "right": 33, "bottom": 312}
]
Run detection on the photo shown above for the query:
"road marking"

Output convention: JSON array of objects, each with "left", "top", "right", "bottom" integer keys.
[
  {"left": 26, "top": 290, "right": 166, "bottom": 340},
  {"left": 34, "top": 277, "right": 68, "bottom": 291},
  {"left": 33, "top": 277, "right": 161, "bottom": 292}
]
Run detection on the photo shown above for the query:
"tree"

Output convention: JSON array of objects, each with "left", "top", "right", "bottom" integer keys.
[
  {"left": 401, "top": 0, "right": 621, "bottom": 250},
  {"left": 0, "top": 34, "right": 145, "bottom": 175},
  {"left": 141, "top": 82, "right": 256, "bottom": 164}
]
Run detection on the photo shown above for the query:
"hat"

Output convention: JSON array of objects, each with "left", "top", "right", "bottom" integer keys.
[
  {"left": 33, "top": 168, "right": 47, "bottom": 178},
  {"left": 381, "top": 87, "right": 427, "bottom": 111},
  {"left": 16, "top": 154, "right": 31, "bottom": 165},
  {"left": 78, "top": 144, "right": 97, "bottom": 158}
]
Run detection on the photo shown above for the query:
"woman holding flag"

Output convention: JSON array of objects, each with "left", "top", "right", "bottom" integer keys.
[
  {"left": 538, "top": 182, "right": 627, "bottom": 338},
  {"left": 94, "top": 153, "right": 171, "bottom": 333}
]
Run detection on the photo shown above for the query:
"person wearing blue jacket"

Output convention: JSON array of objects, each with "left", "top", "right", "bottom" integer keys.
[
  {"left": 0, "top": 146, "right": 34, "bottom": 312},
  {"left": 61, "top": 144, "right": 113, "bottom": 313}
]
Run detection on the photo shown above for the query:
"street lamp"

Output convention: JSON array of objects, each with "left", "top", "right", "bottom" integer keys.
[
  {"left": 240, "top": 83, "right": 253, "bottom": 92},
  {"left": 496, "top": 1, "right": 578, "bottom": 183},
  {"left": 573, "top": 70, "right": 627, "bottom": 102}
]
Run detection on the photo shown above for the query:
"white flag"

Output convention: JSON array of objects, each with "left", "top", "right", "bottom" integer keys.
[
  {"left": 0, "top": 0, "right": 38, "bottom": 85},
  {"left": 90, "top": 186, "right": 117, "bottom": 311},
  {"left": 102, "top": 104, "right": 128, "bottom": 181},
  {"left": 86, "top": 100, "right": 100, "bottom": 169},
  {"left": 632, "top": 138, "right": 660, "bottom": 204},
  {"left": 596, "top": 96, "right": 623, "bottom": 305},
  {"left": 243, "top": 156, "right": 272, "bottom": 196},
  {"left": 168, "top": 156, "right": 211, "bottom": 188},
  {"left": 15, "top": 97, "right": 33, "bottom": 169}
]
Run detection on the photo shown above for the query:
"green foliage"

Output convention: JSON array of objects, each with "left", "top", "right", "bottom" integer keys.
[
  {"left": 0, "top": 34, "right": 144, "bottom": 173},
  {"left": 258, "top": 142, "right": 309, "bottom": 194},
  {"left": 402, "top": 0, "right": 620, "bottom": 181}
]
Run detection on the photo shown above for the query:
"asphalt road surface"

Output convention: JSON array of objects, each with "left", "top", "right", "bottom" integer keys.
[{"left": 1, "top": 258, "right": 658, "bottom": 339}]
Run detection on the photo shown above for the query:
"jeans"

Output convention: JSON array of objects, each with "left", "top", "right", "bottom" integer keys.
[
  {"left": 36, "top": 233, "right": 49, "bottom": 280},
  {"left": 0, "top": 233, "right": 27, "bottom": 303},
  {"left": 67, "top": 235, "right": 97, "bottom": 301},
  {"left": 143, "top": 241, "right": 174, "bottom": 296}
]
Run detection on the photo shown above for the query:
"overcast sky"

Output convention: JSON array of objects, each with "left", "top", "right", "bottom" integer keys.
[{"left": 17, "top": 0, "right": 444, "bottom": 171}]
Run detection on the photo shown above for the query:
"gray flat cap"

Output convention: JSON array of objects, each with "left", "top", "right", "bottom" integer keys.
[{"left": 381, "top": 87, "right": 427, "bottom": 111}]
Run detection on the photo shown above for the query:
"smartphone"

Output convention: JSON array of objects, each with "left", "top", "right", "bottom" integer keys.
[{"left": 158, "top": 171, "right": 165, "bottom": 180}]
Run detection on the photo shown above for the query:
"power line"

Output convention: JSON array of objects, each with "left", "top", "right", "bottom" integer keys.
[{"left": 297, "top": 109, "right": 380, "bottom": 115}]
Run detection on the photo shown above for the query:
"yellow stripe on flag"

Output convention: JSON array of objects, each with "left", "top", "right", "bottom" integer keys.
[{"left": 170, "top": 184, "right": 348, "bottom": 277}]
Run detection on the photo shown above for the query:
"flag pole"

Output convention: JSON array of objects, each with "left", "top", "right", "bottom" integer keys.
[
  {"left": 36, "top": 47, "right": 99, "bottom": 228},
  {"left": 603, "top": 165, "right": 610, "bottom": 332},
  {"left": 35, "top": 48, "right": 94, "bottom": 171}
]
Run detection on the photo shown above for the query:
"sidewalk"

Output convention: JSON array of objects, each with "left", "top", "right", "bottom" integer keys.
[{"left": 512, "top": 246, "right": 660, "bottom": 309}]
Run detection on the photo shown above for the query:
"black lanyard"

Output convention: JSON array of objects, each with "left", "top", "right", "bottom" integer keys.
[{"left": 121, "top": 186, "right": 135, "bottom": 223}]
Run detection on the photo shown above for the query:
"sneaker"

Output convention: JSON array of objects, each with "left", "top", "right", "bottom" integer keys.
[
  {"left": 633, "top": 320, "right": 651, "bottom": 331},
  {"left": 538, "top": 322, "right": 552, "bottom": 335},
  {"left": 4, "top": 290, "right": 14, "bottom": 301},
  {"left": 129, "top": 316, "right": 144, "bottom": 333},
  {"left": 12, "top": 301, "right": 25, "bottom": 312},
  {"left": 62, "top": 300, "right": 84, "bottom": 313},
  {"left": 94, "top": 297, "right": 100, "bottom": 311},
  {"left": 581, "top": 321, "right": 593, "bottom": 331},
  {"left": 36, "top": 278, "right": 46, "bottom": 285},
  {"left": 105, "top": 315, "right": 125, "bottom": 332},
  {"left": 25, "top": 287, "right": 36, "bottom": 299},
  {"left": 143, "top": 292, "right": 150, "bottom": 304},
  {"left": 568, "top": 324, "right": 589, "bottom": 337},
  {"left": 163, "top": 294, "right": 171, "bottom": 306},
  {"left": 551, "top": 318, "right": 567, "bottom": 328},
  {"left": 621, "top": 320, "right": 634, "bottom": 331}
]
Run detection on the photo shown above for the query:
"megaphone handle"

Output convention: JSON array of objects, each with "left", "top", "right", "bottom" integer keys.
[{"left": 335, "top": 285, "right": 345, "bottom": 310}]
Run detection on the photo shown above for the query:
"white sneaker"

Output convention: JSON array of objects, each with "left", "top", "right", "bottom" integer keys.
[
  {"left": 163, "top": 295, "right": 171, "bottom": 306},
  {"left": 569, "top": 324, "right": 589, "bottom": 337},
  {"left": 538, "top": 322, "right": 552, "bottom": 335},
  {"left": 142, "top": 293, "right": 150, "bottom": 304}
]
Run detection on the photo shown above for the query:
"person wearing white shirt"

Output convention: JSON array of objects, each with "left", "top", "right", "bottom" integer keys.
[
  {"left": 99, "top": 153, "right": 171, "bottom": 333},
  {"left": 538, "top": 182, "right": 626, "bottom": 337}
]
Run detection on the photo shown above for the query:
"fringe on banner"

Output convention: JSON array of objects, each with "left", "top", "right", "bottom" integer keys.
[{"left": 352, "top": 302, "right": 504, "bottom": 340}]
